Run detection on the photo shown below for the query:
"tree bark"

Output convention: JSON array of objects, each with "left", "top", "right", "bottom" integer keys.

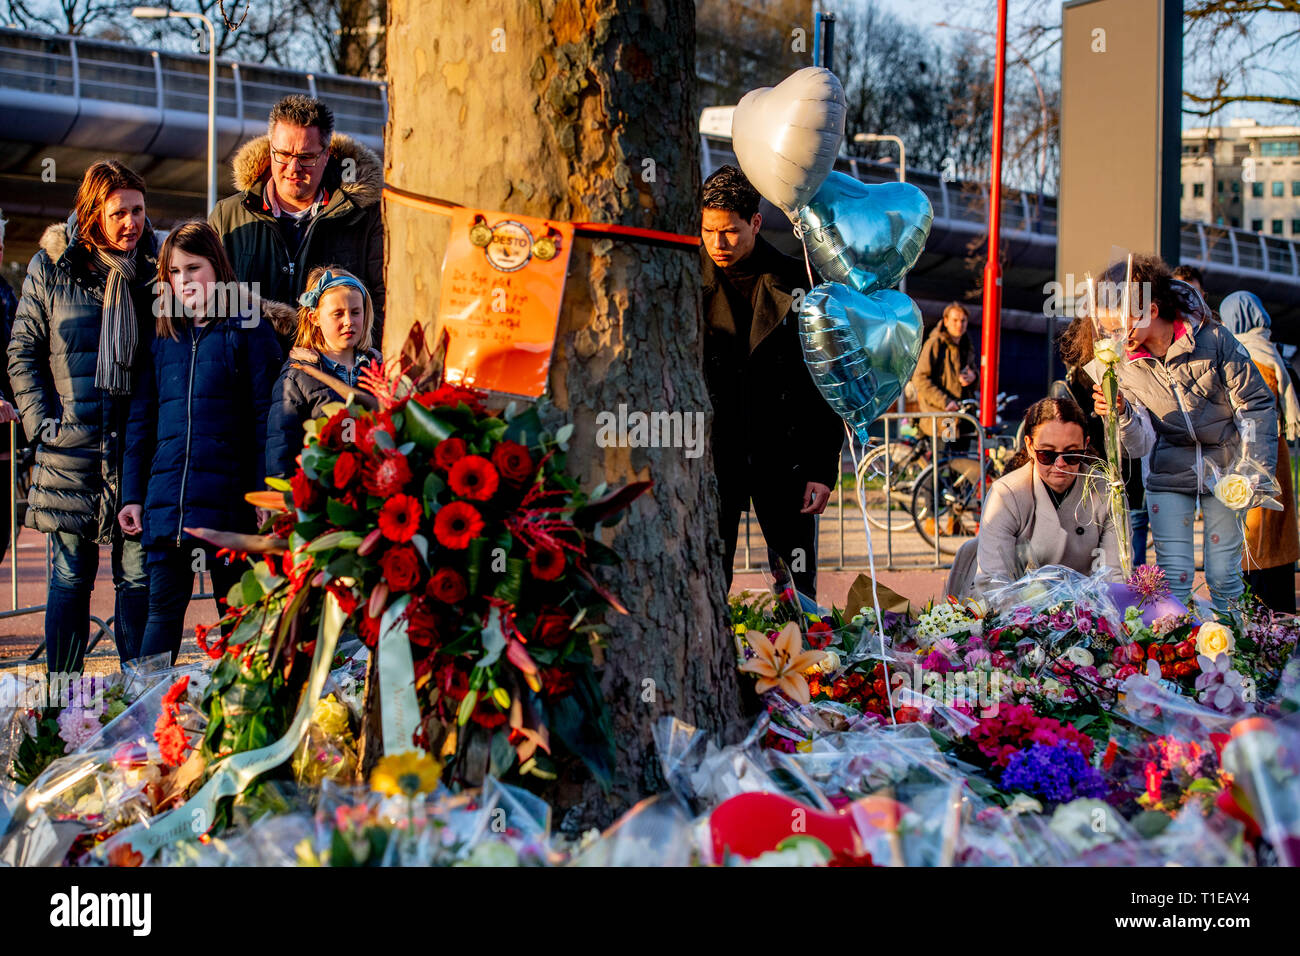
[{"left": 384, "top": 0, "right": 745, "bottom": 826}]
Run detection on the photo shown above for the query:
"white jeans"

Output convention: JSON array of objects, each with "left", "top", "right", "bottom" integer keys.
[{"left": 1145, "top": 491, "right": 1244, "bottom": 615}]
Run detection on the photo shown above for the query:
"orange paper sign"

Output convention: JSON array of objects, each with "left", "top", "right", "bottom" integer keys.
[{"left": 437, "top": 207, "right": 574, "bottom": 398}]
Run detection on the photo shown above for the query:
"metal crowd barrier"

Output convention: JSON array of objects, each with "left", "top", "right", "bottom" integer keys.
[{"left": 736, "top": 410, "right": 987, "bottom": 575}]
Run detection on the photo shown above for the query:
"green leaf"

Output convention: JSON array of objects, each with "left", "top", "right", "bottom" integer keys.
[
  {"left": 404, "top": 399, "right": 454, "bottom": 449},
  {"left": 396, "top": 441, "right": 416, "bottom": 456},
  {"left": 467, "top": 537, "right": 488, "bottom": 595},
  {"left": 555, "top": 423, "right": 574, "bottom": 446},
  {"left": 372, "top": 428, "right": 396, "bottom": 453},
  {"left": 492, "top": 557, "right": 527, "bottom": 605},
  {"left": 307, "top": 530, "right": 352, "bottom": 552},
  {"left": 239, "top": 568, "right": 264, "bottom": 604},
  {"left": 489, "top": 730, "right": 516, "bottom": 777},
  {"left": 423, "top": 472, "right": 447, "bottom": 512},
  {"left": 410, "top": 533, "right": 429, "bottom": 563},
  {"left": 327, "top": 497, "right": 364, "bottom": 529}
]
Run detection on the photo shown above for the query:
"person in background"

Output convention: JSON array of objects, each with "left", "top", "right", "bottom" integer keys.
[
  {"left": 1059, "top": 313, "right": 1148, "bottom": 566},
  {"left": 209, "top": 94, "right": 384, "bottom": 352},
  {"left": 1172, "top": 264, "right": 1205, "bottom": 299},
  {"left": 947, "top": 396, "right": 1121, "bottom": 597},
  {"left": 8, "top": 161, "right": 155, "bottom": 671},
  {"left": 266, "top": 265, "right": 379, "bottom": 479},
  {"left": 699, "top": 164, "right": 845, "bottom": 600},
  {"left": 0, "top": 211, "right": 24, "bottom": 567},
  {"left": 1219, "top": 290, "right": 1300, "bottom": 613},
  {"left": 913, "top": 302, "right": 978, "bottom": 452},
  {"left": 1092, "top": 255, "right": 1276, "bottom": 616},
  {"left": 120, "top": 221, "right": 285, "bottom": 662}
]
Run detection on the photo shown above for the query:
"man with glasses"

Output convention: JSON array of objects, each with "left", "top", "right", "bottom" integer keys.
[{"left": 209, "top": 94, "right": 384, "bottom": 347}]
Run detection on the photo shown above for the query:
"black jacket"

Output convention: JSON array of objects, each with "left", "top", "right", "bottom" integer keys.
[
  {"left": 7, "top": 220, "right": 158, "bottom": 540},
  {"left": 208, "top": 133, "right": 384, "bottom": 339},
  {"left": 123, "top": 311, "right": 284, "bottom": 549},
  {"left": 266, "top": 346, "right": 379, "bottom": 478},
  {"left": 701, "top": 237, "right": 844, "bottom": 492}
]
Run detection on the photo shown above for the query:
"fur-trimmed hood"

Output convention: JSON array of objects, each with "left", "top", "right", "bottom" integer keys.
[
  {"left": 287, "top": 345, "right": 382, "bottom": 366},
  {"left": 231, "top": 133, "right": 382, "bottom": 210},
  {"left": 39, "top": 215, "right": 163, "bottom": 265}
]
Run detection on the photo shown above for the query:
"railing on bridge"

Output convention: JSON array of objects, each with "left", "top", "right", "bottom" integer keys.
[
  {"left": 0, "top": 27, "right": 385, "bottom": 160},
  {"left": 702, "top": 133, "right": 1300, "bottom": 289}
]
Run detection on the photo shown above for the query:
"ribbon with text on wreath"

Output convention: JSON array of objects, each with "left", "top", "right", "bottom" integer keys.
[{"left": 437, "top": 207, "right": 575, "bottom": 398}]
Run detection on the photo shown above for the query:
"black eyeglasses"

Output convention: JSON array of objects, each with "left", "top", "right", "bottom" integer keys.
[
  {"left": 270, "top": 146, "right": 325, "bottom": 168},
  {"left": 1030, "top": 447, "right": 1088, "bottom": 467}
]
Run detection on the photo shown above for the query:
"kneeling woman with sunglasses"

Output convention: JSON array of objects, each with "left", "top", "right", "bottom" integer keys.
[{"left": 970, "top": 397, "right": 1123, "bottom": 591}]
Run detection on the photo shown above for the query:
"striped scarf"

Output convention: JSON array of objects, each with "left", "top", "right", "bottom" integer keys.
[{"left": 91, "top": 247, "right": 139, "bottom": 395}]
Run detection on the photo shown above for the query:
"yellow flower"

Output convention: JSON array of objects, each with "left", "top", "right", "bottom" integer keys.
[
  {"left": 1213, "top": 473, "right": 1252, "bottom": 510},
  {"left": 311, "top": 694, "right": 351, "bottom": 738},
  {"left": 369, "top": 751, "right": 443, "bottom": 797},
  {"left": 1195, "top": 621, "right": 1235, "bottom": 660},
  {"left": 739, "top": 621, "right": 826, "bottom": 704}
]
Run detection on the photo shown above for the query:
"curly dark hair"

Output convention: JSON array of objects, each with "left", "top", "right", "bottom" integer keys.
[{"left": 702, "top": 164, "right": 761, "bottom": 220}]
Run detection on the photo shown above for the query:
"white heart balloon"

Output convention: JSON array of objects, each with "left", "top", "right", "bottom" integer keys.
[{"left": 732, "top": 67, "right": 846, "bottom": 221}]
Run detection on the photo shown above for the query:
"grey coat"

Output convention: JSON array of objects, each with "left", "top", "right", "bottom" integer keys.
[{"left": 1104, "top": 313, "right": 1277, "bottom": 496}]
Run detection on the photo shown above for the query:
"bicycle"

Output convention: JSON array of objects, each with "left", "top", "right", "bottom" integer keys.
[
  {"left": 856, "top": 426, "right": 934, "bottom": 532},
  {"left": 910, "top": 394, "right": 1020, "bottom": 553}
]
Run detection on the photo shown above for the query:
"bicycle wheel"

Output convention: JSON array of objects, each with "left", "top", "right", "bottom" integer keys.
[
  {"left": 857, "top": 443, "right": 927, "bottom": 531},
  {"left": 911, "top": 456, "right": 985, "bottom": 553}
]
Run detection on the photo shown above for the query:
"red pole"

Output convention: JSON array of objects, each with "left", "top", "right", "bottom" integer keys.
[{"left": 980, "top": 0, "right": 1009, "bottom": 429}]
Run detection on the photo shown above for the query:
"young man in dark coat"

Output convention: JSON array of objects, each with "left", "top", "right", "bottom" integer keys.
[
  {"left": 208, "top": 94, "right": 384, "bottom": 347},
  {"left": 700, "top": 165, "right": 845, "bottom": 599}
]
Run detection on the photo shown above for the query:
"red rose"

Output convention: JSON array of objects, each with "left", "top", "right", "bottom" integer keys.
[
  {"left": 333, "top": 451, "right": 362, "bottom": 489},
  {"left": 539, "top": 666, "right": 576, "bottom": 698},
  {"left": 318, "top": 409, "right": 353, "bottom": 449},
  {"left": 428, "top": 567, "right": 468, "bottom": 604},
  {"left": 379, "top": 544, "right": 422, "bottom": 593},
  {"left": 433, "top": 437, "right": 467, "bottom": 471},
  {"left": 492, "top": 440, "right": 534, "bottom": 483},
  {"left": 448, "top": 455, "right": 499, "bottom": 501},
  {"left": 528, "top": 543, "right": 565, "bottom": 580},
  {"left": 290, "top": 469, "right": 321, "bottom": 511},
  {"left": 378, "top": 493, "right": 422, "bottom": 543},
  {"left": 364, "top": 450, "right": 413, "bottom": 497},
  {"left": 532, "top": 607, "right": 571, "bottom": 648},
  {"left": 404, "top": 598, "right": 440, "bottom": 647},
  {"left": 438, "top": 662, "right": 470, "bottom": 701},
  {"left": 434, "top": 501, "right": 484, "bottom": 549}
]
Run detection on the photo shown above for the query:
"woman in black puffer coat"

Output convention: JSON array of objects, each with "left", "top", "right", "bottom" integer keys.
[
  {"left": 119, "top": 221, "right": 285, "bottom": 662},
  {"left": 7, "top": 161, "right": 156, "bottom": 672}
]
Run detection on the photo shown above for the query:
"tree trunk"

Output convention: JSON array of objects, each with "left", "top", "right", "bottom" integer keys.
[{"left": 384, "top": 0, "right": 745, "bottom": 826}]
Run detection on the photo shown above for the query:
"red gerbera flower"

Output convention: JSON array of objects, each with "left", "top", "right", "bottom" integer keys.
[
  {"left": 378, "top": 493, "right": 422, "bottom": 542},
  {"left": 448, "top": 455, "right": 499, "bottom": 501},
  {"left": 528, "top": 543, "right": 565, "bottom": 580},
  {"left": 434, "top": 501, "right": 484, "bottom": 549},
  {"left": 364, "top": 450, "right": 413, "bottom": 496},
  {"left": 433, "top": 437, "right": 467, "bottom": 471},
  {"left": 492, "top": 440, "right": 534, "bottom": 483}
]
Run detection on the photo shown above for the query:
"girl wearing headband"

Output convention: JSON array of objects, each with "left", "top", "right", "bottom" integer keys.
[{"left": 266, "top": 264, "right": 379, "bottom": 477}]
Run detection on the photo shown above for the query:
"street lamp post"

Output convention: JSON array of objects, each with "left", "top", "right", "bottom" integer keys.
[
  {"left": 133, "top": 6, "right": 217, "bottom": 211},
  {"left": 979, "top": 2, "right": 1009, "bottom": 431}
]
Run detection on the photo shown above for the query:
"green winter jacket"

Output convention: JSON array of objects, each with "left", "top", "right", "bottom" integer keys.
[{"left": 208, "top": 132, "right": 384, "bottom": 337}]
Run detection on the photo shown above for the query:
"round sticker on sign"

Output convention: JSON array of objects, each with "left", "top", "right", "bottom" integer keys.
[{"left": 484, "top": 220, "right": 534, "bottom": 272}]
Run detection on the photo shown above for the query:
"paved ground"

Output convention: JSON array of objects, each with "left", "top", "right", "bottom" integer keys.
[{"left": 0, "top": 501, "right": 1282, "bottom": 674}]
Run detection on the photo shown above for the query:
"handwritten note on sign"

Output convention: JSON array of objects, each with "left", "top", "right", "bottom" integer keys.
[{"left": 437, "top": 207, "right": 574, "bottom": 398}]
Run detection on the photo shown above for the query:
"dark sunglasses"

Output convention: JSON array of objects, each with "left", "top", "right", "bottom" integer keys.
[{"left": 1030, "top": 447, "right": 1088, "bottom": 467}]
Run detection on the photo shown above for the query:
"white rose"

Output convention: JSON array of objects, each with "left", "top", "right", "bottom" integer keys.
[
  {"left": 1065, "top": 646, "right": 1094, "bottom": 668},
  {"left": 1195, "top": 621, "right": 1235, "bottom": 660},
  {"left": 1214, "top": 473, "right": 1253, "bottom": 510},
  {"left": 1094, "top": 337, "right": 1123, "bottom": 366}
]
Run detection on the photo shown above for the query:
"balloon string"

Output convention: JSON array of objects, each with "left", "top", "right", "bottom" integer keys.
[
  {"left": 800, "top": 238, "right": 816, "bottom": 292},
  {"left": 847, "top": 421, "right": 896, "bottom": 724}
]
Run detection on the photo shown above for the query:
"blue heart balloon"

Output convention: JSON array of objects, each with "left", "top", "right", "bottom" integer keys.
[
  {"left": 799, "top": 283, "right": 924, "bottom": 446},
  {"left": 797, "top": 172, "right": 933, "bottom": 295}
]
